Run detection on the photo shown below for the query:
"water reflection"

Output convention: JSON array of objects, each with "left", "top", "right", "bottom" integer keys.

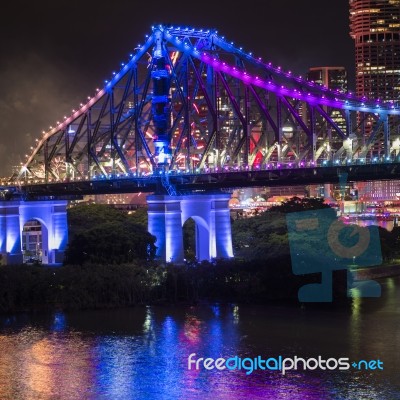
[
  {"left": 0, "top": 329, "right": 95, "bottom": 399},
  {"left": 0, "top": 282, "right": 400, "bottom": 399},
  {"left": 51, "top": 311, "right": 66, "bottom": 332},
  {"left": 94, "top": 336, "right": 141, "bottom": 399},
  {"left": 345, "top": 217, "right": 395, "bottom": 232}
]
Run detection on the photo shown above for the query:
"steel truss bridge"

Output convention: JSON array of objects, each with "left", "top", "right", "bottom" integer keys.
[{"left": 4, "top": 25, "right": 400, "bottom": 198}]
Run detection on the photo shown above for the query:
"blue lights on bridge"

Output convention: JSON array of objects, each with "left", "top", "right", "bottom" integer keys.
[
  {"left": 5, "top": 155, "right": 400, "bottom": 187},
  {"left": 13, "top": 24, "right": 400, "bottom": 189},
  {"left": 1, "top": 24, "right": 400, "bottom": 267}
]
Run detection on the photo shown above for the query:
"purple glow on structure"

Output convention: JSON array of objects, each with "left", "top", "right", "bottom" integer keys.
[
  {"left": 196, "top": 53, "right": 363, "bottom": 111},
  {"left": 21, "top": 25, "right": 400, "bottom": 182},
  {"left": 163, "top": 28, "right": 400, "bottom": 115}
]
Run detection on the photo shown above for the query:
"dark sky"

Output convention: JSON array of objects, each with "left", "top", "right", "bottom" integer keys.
[{"left": 0, "top": 0, "right": 354, "bottom": 177}]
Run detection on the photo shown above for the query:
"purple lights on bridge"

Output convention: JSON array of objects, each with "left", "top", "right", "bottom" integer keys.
[
  {"left": 195, "top": 49, "right": 398, "bottom": 115},
  {"left": 11, "top": 24, "right": 400, "bottom": 197}
]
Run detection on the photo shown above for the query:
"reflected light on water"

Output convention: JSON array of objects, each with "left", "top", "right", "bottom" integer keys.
[
  {"left": 386, "top": 277, "right": 396, "bottom": 293},
  {"left": 51, "top": 312, "right": 66, "bottom": 332},
  {"left": 182, "top": 314, "right": 202, "bottom": 344},
  {"left": 348, "top": 218, "right": 394, "bottom": 232},
  {"left": 143, "top": 305, "right": 153, "bottom": 334},
  {"left": 94, "top": 336, "right": 140, "bottom": 399},
  {"left": 0, "top": 287, "right": 400, "bottom": 399},
  {"left": 233, "top": 305, "right": 239, "bottom": 324},
  {"left": 0, "top": 330, "right": 94, "bottom": 399}
]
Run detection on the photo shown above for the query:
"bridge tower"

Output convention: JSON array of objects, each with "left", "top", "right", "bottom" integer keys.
[
  {"left": 147, "top": 28, "right": 233, "bottom": 263},
  {"left": 152, "top": 28, "right": 172, "bottom": 169}
]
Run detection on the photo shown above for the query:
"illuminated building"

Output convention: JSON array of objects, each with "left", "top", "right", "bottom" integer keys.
[
  {"left": 307, "top": 67, "right": 348, "bottom": 132},
  {"left": 349, "top": 1, "right": 400, "bottom": 201},
  {"left": 356, "top": 180, "right": 400, "bottom": 201},
  {"left": 307, "top": 67, "right": 349, "bottom": 201},
  {"left": 307, "top": 67, "right": 348, "bottom": 93},
  {"left": 350, "top": 0, "right": 400, "bottom": 101}
]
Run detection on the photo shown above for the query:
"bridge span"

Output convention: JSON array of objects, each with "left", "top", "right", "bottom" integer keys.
[{"left": 2, "top": 24, "right": 400, "bottom": 264}]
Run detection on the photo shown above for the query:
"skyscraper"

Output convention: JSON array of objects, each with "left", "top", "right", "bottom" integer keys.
[
  {"left": 349, "top": 0, "right": 400, "bottom": 102},
  {"left": 307, "top": 66, "right": 348, "bottom": 132},
  {"left": 307, "top": 66, "right": 348, "bottom": 93},
  {"left": 307, "top": 67, "right": 349, "bottom": 200},
  {"left": 349, "top": 1, "right": 400, "bottom": 202}
]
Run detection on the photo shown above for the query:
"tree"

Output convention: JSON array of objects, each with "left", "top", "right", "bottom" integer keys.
[
  {"left": 268, "top": 196, "right": 330, "bottom": 213},
  {"left": 65, "top": 204, "right": 156, "bottom": 265},
  {"left": 378, "top": 226, "right": 400, "bottom": 262},
  {"left": 232, "top": 210, "right": 288, "bottom": 259},
  {"left": 128, "top": 207, "right": 148, "bottom": 227},
  {"left": 232, "top": 197, "right": 332, "bottom": 260},
  {"left": 68, "top": 203, "right": 126, "bottom": 239}
]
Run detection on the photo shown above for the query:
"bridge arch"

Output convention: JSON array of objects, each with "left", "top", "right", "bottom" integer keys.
[
  {"left": 147, "top": 194, "right": 233, "bottom": 264},
  {"left": 22, "top": 218, "right": 48, "bottom": 264},
  {"left": 182, "top": 215, "right": 210, "bottom": 262},
  {"left": 0, "top": 200, "right": 68, "bottom": 265}
]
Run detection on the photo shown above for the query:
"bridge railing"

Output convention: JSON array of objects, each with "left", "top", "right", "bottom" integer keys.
[{"left": 3, "top": 154, "right": 400, "bottom": 188}]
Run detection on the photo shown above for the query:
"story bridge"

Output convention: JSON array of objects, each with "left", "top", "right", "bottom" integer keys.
[{"left": 1, "top": 24, "right": 400, "bottom": 264}]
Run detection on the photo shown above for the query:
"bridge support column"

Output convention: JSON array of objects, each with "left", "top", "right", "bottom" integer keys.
[
  {"left": 0, "top": 202, "right": 23, "bottom": 265},
  {"left": 211, "top": 195, "right": 234, "bottom": 259},
  {"left": 147, "top": 193, "right": 233, "bottom": 264},
  {"left": 147, "top": 195, "right": 184, "bottom": 264},
  {"left": 0, "top": 200, "right": 68, "bottom": 265},
  {"left": 19, "top": 201, "right": 68, "bottom": 265}
]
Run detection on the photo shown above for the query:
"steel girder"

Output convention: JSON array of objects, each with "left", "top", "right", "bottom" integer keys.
[{"left": 15, "top": 25, "right": 400, "bottom": 184}]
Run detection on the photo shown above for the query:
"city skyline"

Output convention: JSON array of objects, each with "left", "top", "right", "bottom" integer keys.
[{"left": 0, "top": 0, "right": 354, "bottom": 177}]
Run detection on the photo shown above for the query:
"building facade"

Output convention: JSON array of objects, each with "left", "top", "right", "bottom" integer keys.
[
  {"left": 307, "top": 67, "right": 348, "bottom": 93},
  {"left": 306, "top": 67, "right": 349, "bottom": 201},
  {"left": 350, "top": 0, "right": 400, "bottom": 202},
  {"left": 350, "top": 0, "right": 400, "bottom": 102},
  {"left": 307, "top": 66, "right": 348, "bottom": 133}
]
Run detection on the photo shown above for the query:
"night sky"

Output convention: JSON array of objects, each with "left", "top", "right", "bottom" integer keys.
[{"left": 0, "top": 0, "right": 354, "bottom": 177}]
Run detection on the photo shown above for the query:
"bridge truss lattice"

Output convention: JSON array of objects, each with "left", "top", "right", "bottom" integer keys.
[{"left": 15, "top": 25, "right": 400, "bottom": 184}]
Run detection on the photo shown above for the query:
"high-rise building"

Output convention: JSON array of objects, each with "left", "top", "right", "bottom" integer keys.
[
  {"left": 306, "top": 67, "right": 349, "bottom": 201},
  {"left": 350, "top": 0, "right": 400, "bottom": 102},
  {"left": 307, "top": 66, "right": 348, "bottom": 93},
  {"left": 349, "top": 1, "right": 400, "bottom": 202},
  {"left": 307, "top": 66, "right": 348, "bottom": 132}
]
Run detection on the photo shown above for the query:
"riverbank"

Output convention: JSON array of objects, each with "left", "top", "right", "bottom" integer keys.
[
  {"left": 0, "top": 258, "right": 349, "bottom": 314},
  {"left": 0, "top": 257, "right": 400, "bottom": 314},
  {"left": 351, "top": 263, "right": 400, "bottom": 280}
]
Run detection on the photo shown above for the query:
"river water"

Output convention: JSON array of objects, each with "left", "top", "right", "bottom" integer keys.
[{"left": 1, "top": 277, "right": 400, "bottom": 399}]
